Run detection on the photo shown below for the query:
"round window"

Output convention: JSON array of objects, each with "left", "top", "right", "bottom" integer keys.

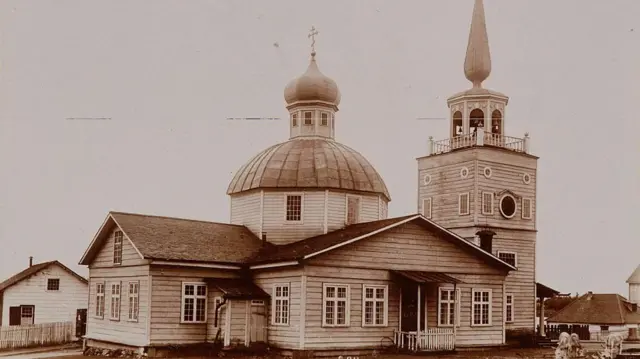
[
  {"left": 523, "top": 173, "right": 531, "bottom": 184},
  {"left": 483, "top": 167, "right": 492, "bottom": 178},
  {"left": 460, "top": 167, "right": 469, "bottom": 179},
  {"left": 423, "top": 174, "right": 432, "bottom": 185},
  {"left": 499, "top": 194, "right": 517, "bottom": 219}
]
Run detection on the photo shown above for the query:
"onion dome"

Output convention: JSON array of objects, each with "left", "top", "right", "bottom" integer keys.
[{"left": 283, "top": 54, "right": 341, "bottom": 107}]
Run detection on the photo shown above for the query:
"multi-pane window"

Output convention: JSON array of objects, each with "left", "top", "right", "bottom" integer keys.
[
  {"left": 438, "top": 288, "right": 460, "bottom": 326},
  {"left": 422, "top": 198, "right": 432, "bottom": 219},
  {"left": 472, "top": 289, "right": 491, "bottom": 326},
  {"left": 482, "top": 192, "right": 494, "bottom": 215},
  {"left": 292, "top": 113, "right": 298, "bottom": 127},
  {"left": 304, "top": 111, "right": 313, "bottom": 125},
  {"left": 110, "top": 283, "right": 121, "bottom": 320},
  {"left": 47, "top": 278, "right": 60, "bottom": 291},
  {"left": 20, "top": 306, "right": 34, "bottom": 325},
  {"left": 182, "top": 283, "right": 207, "bottom": 323},
  {"left": 459, "top": 193, "right": 470, "bottom": 215},
  {"left": 113, "top": 231, "right": 123, "bottom": 265},
  {"left": 505, "top": 293, "right": 514, "bottom": 323},
  {"left": 321, "top": 112, "right": 329, "bottom": 126},
  {"left": 323, "top": 284, "right": 349, "bottom": 327},
  {"left": 95, "top": 283, "right": 105, "bottom": 318},
  {"left": 522, "top": 198, "right": 532, "bottom": 219},
  {"left": 272, "top": 284, "right": 290, "bottom": 325},
  {"left": 285, "top": 194, "right": 303, "bottom": 222},
  {"left": 497, "top": 251, "right": 517, "bottom": 267},
  {"left": 346, "top": 195, "right": 360, "bottom": 225},
  {"left": 128, "top": 282, "right": 139, "bottom": 321},
  {"left": 363, "top": 285, "right": 387, "bottom": 327}
]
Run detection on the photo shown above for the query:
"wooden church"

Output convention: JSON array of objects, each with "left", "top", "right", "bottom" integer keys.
[{"left": 78, "top": 0, "right": 548, "bottom": 356}]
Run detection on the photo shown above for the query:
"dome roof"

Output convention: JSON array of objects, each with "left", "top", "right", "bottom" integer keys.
[
  {"left": 284, "top": 55, "right": 341, "bottom": 107},
  {"left": 227, "top": 138, "right": 390, "bottom": 201}
]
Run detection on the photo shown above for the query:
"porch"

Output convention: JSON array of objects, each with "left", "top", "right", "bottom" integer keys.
[{"left": 391, "top": 271, "right": 460, "bottom": 352}]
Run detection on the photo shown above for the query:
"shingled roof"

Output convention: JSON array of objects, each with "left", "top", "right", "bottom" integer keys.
[
  {"left": 0, "top": 261, "right": 87, "bottom": 292},
  {"left": 547, "top": 292, "right": 640, "bottom": 326},
  {"left": 79, "top": 212, "right": 269, "bottom": 266}
]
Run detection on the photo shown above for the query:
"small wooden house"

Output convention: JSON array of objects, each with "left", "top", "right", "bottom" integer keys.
[{"left": 0, "top": 259, "right": 88, "bottom": 331}]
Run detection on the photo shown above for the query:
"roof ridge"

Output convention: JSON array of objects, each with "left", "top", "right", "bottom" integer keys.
[{"left": 109, "top": 211, "right": 247, "bottom": 228}]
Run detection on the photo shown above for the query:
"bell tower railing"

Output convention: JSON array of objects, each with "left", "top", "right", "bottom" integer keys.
[{"left": 428, "top": 128, "right": 530, "bottom": 156}]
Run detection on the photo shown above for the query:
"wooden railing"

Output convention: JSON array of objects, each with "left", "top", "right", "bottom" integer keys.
[
  {"left": 429, "top": 131, "right": 529, "bottom": 156},
  {"left": 393, "top": 328, "right": 455, "bottom": 352},
  {"left": 0, "top": 321, "right": 75, "bottom": 350}
]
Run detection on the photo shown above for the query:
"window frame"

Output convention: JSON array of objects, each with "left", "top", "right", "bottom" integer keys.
[
  {"left": 271, "top": 283, "right": 290, "bottom": 326},
  {"left": 458, "top": 193, "right": 470, "bottom": 215},
  {"left": 128, "top": 281, "right": 140, "bottom": 322},
  {"left": 109, "top": 282, "right": 121, "bottom": 321},
  {"left": 320, "top": 112, "right": 329, "bottom": 126},
  {"left": 303, "top": 111, "right": 313, "bottom": 125},
  {"left": 291, "top": 113, "right": 298, "bottom": 127},
  {"left": 522, "top": 198, "right": 533, "bottom": 219},
  {"left": 322, "top": 283, "right": 350, "bottom": 328},
  {"left": 481, "top": 191, "right": 494, "bottom": 215},
  {"left": 95, "top": 282, "right": 105, "bottom": 319},
  {"left": 505, "top": 293, "right": 514, "bottom": 323},
  {"left": 422, "top": 198, "right": 432, "bottom": 219},
  {"left": 497, "top": 251, "right": 518, "bottom": 267},
  {"left": 437, "top": 287, "right": 461, "bottom": 327},
  {"left": 113, "top": 230, "right": 123, "bottom": 265},
  {"left": 283, "top": 192, "right": 304, "bottom": 223},
  {"left": 362, "top": 284, "right": 388, "bottom": 327},
  {"left": 345, "top": 194, "right": 362, "bottom": 225},
  {"left": 20, "top": 305, "right": 35, "bottom": 325},
  {"left": 471, "top": 288, "right": 492, "bottom": 327},
  {"left": 46, "top": 278, "right": 60, "bottom": 292},
  {"left": 180, "top": 282, "right": 208, "bottom": 324}
]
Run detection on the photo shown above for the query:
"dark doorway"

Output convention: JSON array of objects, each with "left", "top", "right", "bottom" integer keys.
[
  {"left": 76, "top": 309, "right": 87, "bottom": 337},
  {"left": 401, "top": 285, "right": 424, "bottom": 332}
]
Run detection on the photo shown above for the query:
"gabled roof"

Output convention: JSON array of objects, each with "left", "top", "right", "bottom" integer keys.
[
  {"left": 547, "top": 292, "right": 640, "bottom": 326},
  {"left": 0, "top": 261, "right": 87, "bottom": 293},
  {"left": 79, "top": 212, "right": 269, "bottom": 266},
  {"left": 250, "top": 214, "right": 516, "bottom": 271},
  {"left": 627, "top": 264, "right": 640, "bottom": 284},
  {"left": 537, "top": 282, "right": 561, "bottom": 298}
]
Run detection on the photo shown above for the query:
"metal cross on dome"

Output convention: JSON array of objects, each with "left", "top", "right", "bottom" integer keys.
[{"left": 308, "top": 26, "right": 319, "bottom": 54}]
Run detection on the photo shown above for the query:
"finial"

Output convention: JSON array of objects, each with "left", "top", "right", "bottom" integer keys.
[
  {"left": 464, "top": 0, "right": 492, "bottom": 88},
  {"left": 308, "top": 26, "right": 319, "bottom": 59}
]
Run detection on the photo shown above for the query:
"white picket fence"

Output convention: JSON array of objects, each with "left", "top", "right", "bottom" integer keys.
[{"left": 0, "top": 321, "right": 75, "bottom": 350}]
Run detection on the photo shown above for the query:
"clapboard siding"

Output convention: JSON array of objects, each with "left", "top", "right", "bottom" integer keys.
[
  {"left": 252, "top": 268, "right": 303, "bottom": 349},
  {"left": 229, "top": 190, "right": 261, "bottom": 235},
  {"left": 86, "top": 266, "right": 149, "bottom": 347},
  {"left": 308, "top": 222, "right": 503, "bottom": 276},
  {"left": 229, "top": 300, "right": 248, "bottom": 345},
  {"left": 262, "top": 190, "right": 325, "bottom": 245},
  {"left": 206, "top": 288, "right": 226, "bottom": 342},
  {"left": 327, "top": 191, "right": 386, "bottom": 232},
  {"left": 148, "top": 266, "right": 239, "bottom": 345},
  {"left": 90, "top": 227, "right": 148, "bottom": 268},
  {"left": 2, "top": 264, "right": 88, "bottom": 331},
  {"left": 418, "top": 160, "right": 476, "bottom": 228}
]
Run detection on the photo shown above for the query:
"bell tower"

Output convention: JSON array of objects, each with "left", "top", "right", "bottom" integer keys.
[{"left": 416, "top": 0, "right": 538, "bottom": 335}]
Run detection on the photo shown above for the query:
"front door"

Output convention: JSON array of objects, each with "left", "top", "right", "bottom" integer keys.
[
  {"left": 401, "top": 285, "right": 425, "bottom": 332},
  {"left": 76, "top": 309, "right": 88, "bottom": 337},
  {"left": 249, "top": 300, "right": 267, "bottom": 343}
]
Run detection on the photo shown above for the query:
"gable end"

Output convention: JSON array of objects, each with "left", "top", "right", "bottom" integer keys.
[{"left": 78, "top": 213, "right": 144, "bottom": 266}]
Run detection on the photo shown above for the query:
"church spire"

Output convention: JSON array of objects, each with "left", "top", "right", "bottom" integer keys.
[{"left": 464, "top": 0, "right": 492, "bottom": 88}]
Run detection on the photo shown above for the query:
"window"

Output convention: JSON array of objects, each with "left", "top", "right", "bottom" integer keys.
[
  {"left": 471, "top": 289, "right": 492, "bottom": 326},
  {"left": 321, "top": 112, "right": 329, "bottom": 126},
  {"left": 499, "top": 194, "right": 517, "bottom": 219},
  {"left": 362, "top": 285, "right": 387, "bottom": 327},
  {"left": 422, "top": 198, "right": 432, "bottom": 219},
  {"left": 110, "top": 283, "right": 121, "bottom": 320},
  {"left": 438, "top": 288, "right": 461, "bottom": 326},
  {"left": 96, "top": 283, "right": 105, "bottom": 318},
  {"left": 483, "top": 167, "right": 493, "bottom": 178},
  {"left": 522, "top": 198, "right": 532, "bottom": 219},
  {"left": 292, "top": 113, "right": 298, "bottom": 127},
  {"left": 20, "top": 305, "right": 34, "bottom": 325},
  {"left": 497, "top": 251, "right": 517, "bottom": 267},
  {"left": 505, "top": 293, "right": 514, "bottom": 323},
  {"left": 304, "top": 111, "right": 313, "bottom": 125},
  {"left": 346, "top": 195, "right": 361, "bottom": 225},
  {"left": 459, "top": 193, "right": 470, "bottom": 215},
  {"left": 181, "top": 283, "right": 207, "bottom": 323},
  {"left": 128, "top": 282, "right": 139, "bottom": 321},
  {"left": 323, "top": 284, "right": 349, "bottom": 327},
  {"left": 272, "top": 284, "right": 290, "bottom": 325},
  {"left": 285, "top": 194, "right": 303, "bottom": 222},
  {"left": 47, "top": 278, "right": 60, "bottom": 291},
  {"left": 482, "top": 192, "right": 494, "bottom": 215},
  {"left": 113, "top": 231, "right": 123, "bottom": 265}
]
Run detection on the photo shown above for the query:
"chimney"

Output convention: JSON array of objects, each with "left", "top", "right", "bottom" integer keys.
[
  {"left": 476, "top": 230, "right": 496, "bottom": 253},
  {"left": 29, "top": 256, "right": 33, "bottom": 267},
  {"left": 261, "top": 232, "right": 267, "bottom": 246}
]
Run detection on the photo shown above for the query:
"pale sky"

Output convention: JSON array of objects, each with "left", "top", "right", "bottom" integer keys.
[{"left": 0, "top": 0, "right": 638, "bottom": 297}]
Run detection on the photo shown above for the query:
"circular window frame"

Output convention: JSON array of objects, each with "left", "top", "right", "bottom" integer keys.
[
  {"left": 423, "top": 174, "right": 432, "bottom": 185},
  {"left": 483, "top": 167, "right": 493, "bottom": 178},
  {"left": 460, "top": 167, "right": 469, "bottom": 179},
  {"left": 523, "top": 173, "right": 531, "bottom": 185},
  {"left": 499, "top": 194, "right": 517, "bottom": 219}
]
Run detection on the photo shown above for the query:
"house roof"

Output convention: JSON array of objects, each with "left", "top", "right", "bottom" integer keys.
[
  {"left": 546, "top": 292, "right": 640, "bottom": 326},
  {"left": 537, "top": 282, "right": 561, "bottom": 298},
  {"left": 79, "top": 212, "right": 269, "bottom": 266},
  {"left": 251, "top": 214, "right": 516, "bottom": 271},
  {"left": 627, "top": 264, "right": 640, "bottom": 284},
  {"left": 0, "top": 261, "right": 88, "bottom": 293}
]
